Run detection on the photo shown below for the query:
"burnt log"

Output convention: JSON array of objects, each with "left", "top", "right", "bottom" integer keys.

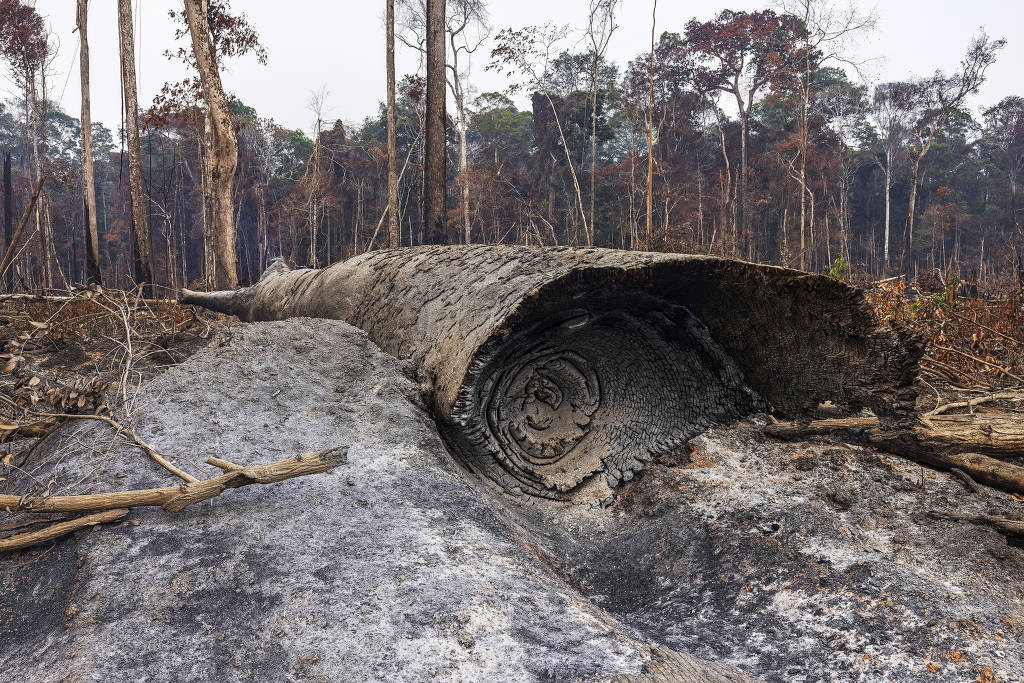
[{"left": 181, "top": 246, "right": 922, "bottom": 499}]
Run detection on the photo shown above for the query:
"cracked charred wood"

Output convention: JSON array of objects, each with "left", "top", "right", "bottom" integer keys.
[{"left": 181, "top": 246, "right": 922, "bottom": 500}]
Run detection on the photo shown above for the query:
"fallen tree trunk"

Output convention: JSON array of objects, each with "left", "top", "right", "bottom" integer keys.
[
  {"left": 764, "top": 415, "right": 1024, "bottom": 495},
  {"left": 182, "top": 246, "right": 922, "bottom": 499}
]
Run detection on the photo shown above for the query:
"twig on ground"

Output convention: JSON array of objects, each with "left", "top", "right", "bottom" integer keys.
[
  {"left": 0, "top": 509, "right": 128, "bottom": 552},
  {"left": 926, "top": 391, "right": 1024, "bottom": 417}
]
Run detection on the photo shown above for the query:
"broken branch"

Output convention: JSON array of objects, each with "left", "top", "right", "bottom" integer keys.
[
  {"left": 0, "top": 509, "right": 128, "bottom": 552},
  {"left": 0, "top": 448, "right": 346, "bottom": 515}
]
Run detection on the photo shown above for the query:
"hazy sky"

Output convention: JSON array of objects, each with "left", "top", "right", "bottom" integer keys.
[{"left": 10, "top": 0, "right": 1024, "bottom": 136}]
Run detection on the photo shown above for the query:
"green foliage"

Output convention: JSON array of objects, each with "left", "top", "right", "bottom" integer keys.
[{"left": 826, "top": 257, "right": 849, "bottom": 282}]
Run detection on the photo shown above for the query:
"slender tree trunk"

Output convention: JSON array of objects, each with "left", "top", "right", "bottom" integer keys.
[
  {"left": 184, "top": 0, "right": 239, "bottom": 288},
  {"left": 589, "top": 54, "right": 598, "bottom": 247},
  {"left": 883, "top": 154, "right": 891, "bottom": 270},
  {"left": 2, "top": 152, "right": 12, "bottom": 291},
  {"left": 386, "top": 0, "right": 400, "bottom": 248},
  {"left": 905, "top": 154, "right": 922, "bottom": 274},
  {"left": 645, "top": 0, "right": 656, "bottom": 248},
  {"left": 78, "top": 0, "right": 102, "bottom": 285},
  {"left": 423, "top": 0, "right": 447, "bottom": 244},
  {"left": 117, "top": 0, "right": 153, "bottom": 290}
]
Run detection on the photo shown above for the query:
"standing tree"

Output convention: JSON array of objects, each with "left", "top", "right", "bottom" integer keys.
[
  {"left": 775, "top": 0, "right": 875, "bottom": 271},
  {"left": 76, "top": 0, "right": 102, "bottom": 284},
  {"left": 646, "top": 0, "right": 656, "bottom": 248},
  {"left": 901, "top": 33, "right": 1004, "bottom": 273},
  {"left": 117, "top": 0, "right": 153, "bottom": 289},
  {"left": 869, "top": 81, "right": 914, "bottom": 270},
  {"left": 183, "top": 0, "right": 240, "bottom": 288},
  {"left": 386, "top": 0, "right": 400, "bottom": 248},
  {"left": 423, "top": 0, "right": 447, "bottom": 243},
  {"left": 686, "top": 10, "right": 791, "bottom": 256},
  {"left": 585, "top": 0, "right": 619, "bottom": 246},
  {"left": 2, "top": 151, "right": 10, "bottom": 290},
  {"left": 983, "top": 96, "right": 1024, "bottom": 233}
]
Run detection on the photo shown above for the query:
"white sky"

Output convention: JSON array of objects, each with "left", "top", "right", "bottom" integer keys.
[{"left": 9, "top": 0, "right": 1024, "bottom": 135}]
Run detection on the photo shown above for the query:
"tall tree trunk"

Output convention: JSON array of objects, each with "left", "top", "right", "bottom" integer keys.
[
  {"left": 904, "top": 154, "right": 922, "bottom": 274},
  {"left": 117, "top": 0, "right": 153, "bottom": 290},
  {"left": 589, "top": 55, "right": 598, "bottom": 247},
  {"left": 645, "top": 0, "right": 656, "bottom": 248},
  {"left": 386, "top": 0, "right": 400, "bottom": 249},
  {"left": 2, "top": 152, "right": 12, "bottom": 291},
  {"left": 78, "top": 0, "right": 102, "bottom": 285},
  {"left": 184, "top": 0, "right": 239, "bottom": 288},
  {"left": 883, "top": 154, "right": 891, "bottom": 270},
  {"left": 423, "top": 0, "right": 447, "bottom": 244}
]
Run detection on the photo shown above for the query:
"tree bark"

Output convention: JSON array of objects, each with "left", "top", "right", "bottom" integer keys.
[
  {"left": 423, "top": 0, "right": 447, "bottom": 244},
  {"left": 182, "top": 246, "right": 922, "bottom": 500},
  {"left": 184, "top": 0, "right": 239, "bottom": 288},
  {"left": 386, "top": 0, "right": 400, "bottom": 249},
  {"left": 77, "top": 0, "right": 102, "bottom": 285},
  {"left": 2, "top": 152, "right": 11, "bottom": 290},
  {"left": 117, "top": 0, "right": 153, "bottom": 290}
]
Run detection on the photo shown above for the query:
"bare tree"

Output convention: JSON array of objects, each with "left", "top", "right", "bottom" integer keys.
[
  {"left": 2, "top": 152, "right": 11, "bottom": 290},
  {"left": 117, "top": 0, "right": 153, "bottom": 290},
  {"left": 869, "top": 82, "right": 913, "bottom": 270},
  {"left": 184, "top": 0, "right": 241, "bottom": 288},
  {"left": 386, "top": 0, "right": 400, "bottom": 248},
  {"left": 77, "top": 0, "right": 102, "bottom": 285},
  {"left": 423, "top": 0, "right": 447, "bottom": 244},
  {"left": 775, "top": 0, "right": 876, "bottom": 271},
  {"left": 585, "top": 0, "right": 619, "bottom": 247},
  {"left": 489, "top": 23, "right": 589, "bottom": 244},
  {"left": 646, "top": 0, "right": 656, "bottom": 248},
  {"left": 900, "top": 33, "right": 1004, "bottom": 273}
]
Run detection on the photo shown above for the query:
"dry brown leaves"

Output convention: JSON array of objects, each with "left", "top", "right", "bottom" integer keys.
[{"left": 868, "top": 279, "right": 1024, "bottom": 391}]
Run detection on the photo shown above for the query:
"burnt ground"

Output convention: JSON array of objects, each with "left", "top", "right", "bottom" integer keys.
[{"left": 0, "top": 298, "right": 1021, "bottom": 682}]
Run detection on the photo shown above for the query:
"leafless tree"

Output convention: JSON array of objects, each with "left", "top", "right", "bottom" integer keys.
[
  {"left": 423, "top": 0, "right": 447, "bottom": 243},
  {"left": 585, "top": 0, "right": 619, "bottom": 247},
  {"left": 386, "top": 0, "right": 400, "bottom": 248},
  {"left": 76, "top": 0, "right": 102, "bottom": 284},
  {"left": 117, "top": 0, "right": 153, "bottom": 290}
]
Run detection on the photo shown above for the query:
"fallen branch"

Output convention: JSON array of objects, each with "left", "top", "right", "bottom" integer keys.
[
  {"left": 949, "top": 311, "right": 1023, "bottom": 347},
  {"left": 0, "top": 509, "right": 128, "bottom": 552},
  {"left": 927, "top": 510, "right": 1024, "bottom": 538},
  {"left": 763, "top": 416, "right": 1024, "bottom": 495},
  {"left": 926, "top": 391, "right": 1024, "bottom": 417},
  {"left": 0, "top": 448, "right": 347, "bottom": 515}
]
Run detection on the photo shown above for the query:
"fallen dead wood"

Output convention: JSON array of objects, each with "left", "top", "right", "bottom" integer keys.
[
  {"left": 763, "top": 416, "right": 1024, "bottom": 495},
  {"left": 0, "top": 448, "right": 346, "bottom": 516},
  {"left": 927, "top": 510, "right": 1024, "bottom": 539},
  {"left": 926, "top": 391, "right": 1024, "bottom": 416},
  {"left": 0, "top": 509, "right": 129, "bottom": 552}
]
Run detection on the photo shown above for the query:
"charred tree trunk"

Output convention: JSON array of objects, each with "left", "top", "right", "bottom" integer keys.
[
  {"left": 423, "top": 0, "right": 446, "bottom": 244},
  {"left": 117, "top": 0, "right": 152, "bottom": 290},
  {"left": 184, "top": 0, "right": 239, "bottom": 289},
  {"left": 386, "top": 0, "right": 400, "bottom": 249},
  {"left": 183, "top": 246, "right": 922, "bottom": 501},
  {"left": 2, "top": 152, "right": 11, "bottom": 291},
  {"left": 78, "top": 0, "right": 102, "bottom": 285}
]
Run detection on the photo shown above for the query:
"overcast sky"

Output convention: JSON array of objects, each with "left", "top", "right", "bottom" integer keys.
[{"left": 9, "top": 0, "right": 1024, "bottom": 136}]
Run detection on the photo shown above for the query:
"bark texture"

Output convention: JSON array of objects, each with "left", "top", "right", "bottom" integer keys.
[
  {"left": 423, "top": 0, "right": 446, "bottom": 243},
  {"left": 2, "top": 152, "right": 11, "bottom": 290},
  {"left": 77, "top": 0, "right": 102, "bottom": 285},
  {"left": 116, "top": 0, "right": 152, "bottom": 288},
  {"left": 182, "top": 246, "right": 922, "bottom": 499},
  {"left": 386, "top": 0, "right": 400, "bottom": 249},
  {"left": 184, "top": 0, "right": 239, "bottom": 288}
]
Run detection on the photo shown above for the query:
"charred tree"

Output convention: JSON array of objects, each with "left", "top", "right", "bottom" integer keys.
[
  {"left": 423, "top": 0, "right": 446, "bottom": 244},
  {"left": 386, "top": 0, "right": 400, "bottom": 249},
  {"left": 116, "top": 0, "right": 152, "bottom": 290},
  {"left": 2, "top": 152, "right": 11, "bottom": 290},
  {"left": 77, "top": 0, "right": 102, "bottom": 285},
  {"left": 184, "top": 0, "right": 240, "bottom": 288},
  {"left": 183, "top": 246, "right": 922, "bottom": 500}
]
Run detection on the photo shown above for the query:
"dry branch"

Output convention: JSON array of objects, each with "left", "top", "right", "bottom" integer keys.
[
  {"left": 926, "top": 391, "right": 1024, "bottom": 416},
  {"left": 763, "top": 416, "right": 1024, "bottom": 495},
  {"left": 0, "top": 509, "right": 128, "bottom": 552},
  {"left": 0, "top": 448, "right": 346, "bottom": 515}
]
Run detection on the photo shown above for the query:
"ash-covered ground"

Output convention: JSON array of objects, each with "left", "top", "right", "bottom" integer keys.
[{"left": 1, "top": 317, "right": 1021, "bottom": 682}]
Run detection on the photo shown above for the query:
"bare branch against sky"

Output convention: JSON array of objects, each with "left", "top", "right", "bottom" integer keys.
[{"left": 15, "top": 0, "right": 1024, "bottom": 134}]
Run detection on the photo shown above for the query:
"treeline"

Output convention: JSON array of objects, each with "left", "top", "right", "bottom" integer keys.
[{"left": 0, "top": 1, "right": 1022, "bottom": 294}]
